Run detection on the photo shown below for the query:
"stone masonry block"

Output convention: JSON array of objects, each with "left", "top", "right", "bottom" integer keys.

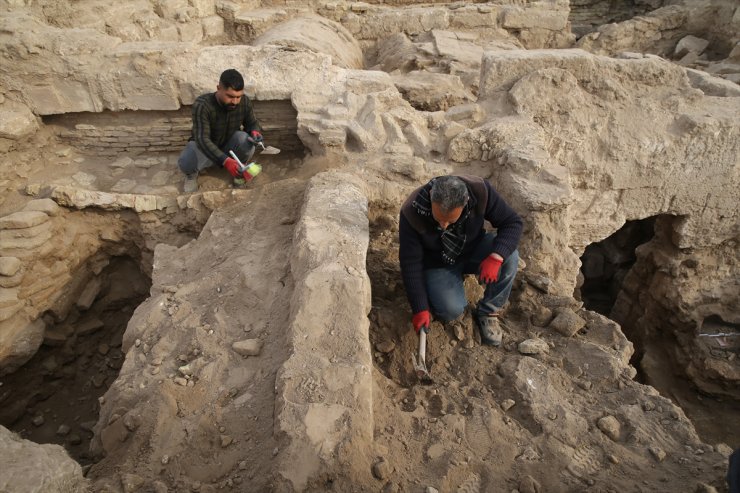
[{"left": 0, "top": 211, "right": 49, "bottom": 230}]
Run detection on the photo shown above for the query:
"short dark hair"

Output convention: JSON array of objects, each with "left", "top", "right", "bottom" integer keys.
[
  {"left": 219, "top": 69, "right": 244, "bottom": 91},
  {"left": 430, "top": 176, "right": 469, "bottom": 212}
]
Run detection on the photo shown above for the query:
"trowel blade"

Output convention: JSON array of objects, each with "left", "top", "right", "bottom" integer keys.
[{"left": 261, "top": 145, "right": 281, "bottom": 155}]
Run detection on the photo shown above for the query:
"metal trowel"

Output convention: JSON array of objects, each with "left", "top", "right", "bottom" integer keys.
[
  {"left": 413, "top": 326, "right": 433, "bottom": 384},
  {"left": 257, "top": 142, "right": 280, "bottom": 155}
]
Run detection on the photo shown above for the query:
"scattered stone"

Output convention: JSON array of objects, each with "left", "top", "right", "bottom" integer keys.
[
  {"left": 674, "top": 35, "right": 710, "bottom": 58},
  {"left": 642, "top": 400, "right": 656, "bottom": 412},
  {"left": 716, "top": 443, "right": 734, "bottom": 457},
  {"left": 74, "top": 315, "right": 104, "bottom": 336},
  {"left": 608, "top": 454, "right": 620, "bottom": 464},
  {"left": 92, "top": 374, "right": 106, "bottom": 388},
  {"left": 695, "top": 483, "right": 719, "bottom": 493},
  {"left": 220, "top": 435, "right": 233, "bottom": 447},
  {"left": 519, "top": 475, "right": 542, "bottom": 493},
  {"left": 376, "top": 340, "right": 395, "bottom": 353},
  {"left": 56, "top": 424, "right": 71, "bottom": 436},
  {"left": 68, "top": 434, "right": 82, "bottom": 445},
  {"left": 577, "top": 380, "right": 592, "bottom": 390},
  {"left": 41, "top": 356, "right": 58, "bottom": 373},
  {"left": 239, "top": 461, "right": 247, "bottom": 470},
  {"left": 453, "top": 322, "right": 465, "bottom": 341},
  {"left": 161, "top": 455, "right": 169, "bottom": 465},
  {"left": 501, "top": 399, "right": 516, "bottom": 411},
  {"left": 516, "top": 447, "right": 539, "bottom": 461},
  {"left": 123, "top": 415, "right": 139, "bottom": 432},
  {"left": 382, "top": 482, "right": 400, "bottom": 493},
  {"left": 98, "top": 343, "right": 110, "bottom": 355},
  {"left": 32, "top": 415, "right": 45, "bottom": 426},
  {"left": 525, "top": 273, "right": 551, "bottom": 293},
  {"left": 530, "top": 305, "right": 552, "bottom": 327},
  {"left": 425, "top": 488, "right": 439, "bottom": 493},
  {"left": 426, "top": 442, "right": 445, "bottom": 460},
  {"left": 372, "top": 459, "right": 393, "bottom": 480},
  {"left": 548, "top": 308, "right": 586, "bottom": 337},
  {"left": 79, "top": 421, "right": 96, "bottom": 432},
  {"left": 174, "top": 377, "right": 188, "bottom": 386},
  {"left": 597, "top": 415, "right": 621, "bottom": 441},
  {"left": 649, "top": 446, "right": 666, "bottom": 462},
  {"left": 232, "top": 339, "right": 263, "bottom": 357},
  {"left": 518, "top": 338, "right": 549, "bottom": 355}
]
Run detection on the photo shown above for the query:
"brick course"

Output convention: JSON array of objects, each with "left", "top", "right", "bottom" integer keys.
[{"left": 45, "top": 101, "right": 302, "bottom": 157}]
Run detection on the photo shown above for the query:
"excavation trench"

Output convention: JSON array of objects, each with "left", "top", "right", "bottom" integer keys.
[
  {"left": 578, "top": 215, "right": 740, "bottom": 446},
  {"left": 0, "top": 254, "right": 151, "bottom": 465}
]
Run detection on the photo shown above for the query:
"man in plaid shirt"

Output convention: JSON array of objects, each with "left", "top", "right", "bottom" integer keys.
[{"left": 177, "top": 69, "right": 263, "bottom": 193}]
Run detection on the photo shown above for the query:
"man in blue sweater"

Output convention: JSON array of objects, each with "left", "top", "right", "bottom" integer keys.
[{"left": 399, "top": 175, "right": 523, "bottom": 346}]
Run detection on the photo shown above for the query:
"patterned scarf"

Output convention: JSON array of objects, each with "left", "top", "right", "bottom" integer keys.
[{"left": 412, "top": 178, "right": 471, "bottom": 265}]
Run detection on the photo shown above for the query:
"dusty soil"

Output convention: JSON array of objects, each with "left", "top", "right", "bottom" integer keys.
[{"left": 363, "top": 208, "right": 730, "bottom": 493}]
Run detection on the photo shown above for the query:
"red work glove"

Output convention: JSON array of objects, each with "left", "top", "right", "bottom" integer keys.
[
  {"left": 412, "top": 310, "right": 430, "bottom": 334},
  {"left": 249, "top": 130, "right": 263, "bottom": 143},
  {"left": 479, "top": 255, "right": 503, "bottom": 284},
  {"left": 223, "top": 157, "right": 241, "bottom": 177}
]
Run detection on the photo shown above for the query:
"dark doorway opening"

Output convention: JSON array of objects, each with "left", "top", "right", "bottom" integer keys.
[{"left": 578, "top": 217, "right": 656, "bottom": 317}]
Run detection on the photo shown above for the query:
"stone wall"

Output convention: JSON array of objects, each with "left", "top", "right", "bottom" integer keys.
[
  {"left": 44, "top": 101, "right": 302, "bottom": 157},
  {"left": 0, "top": 199, "right": 143, "bottom": 375},
  {"left": 569, "top": 0, "right": 666, "bottom": 37}
]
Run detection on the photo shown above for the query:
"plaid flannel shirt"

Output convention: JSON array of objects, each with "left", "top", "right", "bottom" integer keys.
[{"left": 190, "top": 92, "right": 262, "bottom": 166}]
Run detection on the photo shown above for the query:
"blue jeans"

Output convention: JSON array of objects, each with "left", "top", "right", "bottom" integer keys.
[
  {"left": 178, "top": 131, "right": 256, "bottom": 175},
  {"left": 424, "top": 232, "right": 519, "bottom": 321}
]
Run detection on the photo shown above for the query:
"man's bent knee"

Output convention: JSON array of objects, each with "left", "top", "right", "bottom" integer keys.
[{"left": 433, "top": 304, "right": 465, "bottom": 322}]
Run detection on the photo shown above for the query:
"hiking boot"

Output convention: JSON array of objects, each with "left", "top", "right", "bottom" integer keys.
[
  {"left": 183, "top": 172, "right": 198, "bottom": 193},
  {"left": 476, "top": 314, "right": 502, "bottom": 346}
]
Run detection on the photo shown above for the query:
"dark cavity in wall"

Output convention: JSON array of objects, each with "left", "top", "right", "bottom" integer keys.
[
  {"left": 577, "top": 216, "right": 656, "bottom": 321},
  {"left": 0, "top": 256, "right": 150, "bottom": 466}
]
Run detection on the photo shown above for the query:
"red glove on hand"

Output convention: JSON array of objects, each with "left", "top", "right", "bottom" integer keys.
[
  {"left": 412, "top": 310, "right": 431, "bottom": 334},
  {"left": 223, "top": 157, "right": 241, "bottom": 177},
  {"left": 479, "top": 255, "right": 503, "bottom": 284},
  {"left": 249, "top": 130, "right": 263, "bottom": 143}
]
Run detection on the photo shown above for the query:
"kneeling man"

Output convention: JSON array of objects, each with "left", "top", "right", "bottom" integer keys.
[{"left": 399, "top": 175, "right": 523, "bottom": 345}]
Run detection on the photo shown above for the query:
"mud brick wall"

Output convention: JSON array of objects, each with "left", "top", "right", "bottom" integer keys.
[
  {"left": 569, "top": 0, "right": 667, "bottom": 35},
  {"left": 44, "top": 100, "right": 302, "bottom": 157}
]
